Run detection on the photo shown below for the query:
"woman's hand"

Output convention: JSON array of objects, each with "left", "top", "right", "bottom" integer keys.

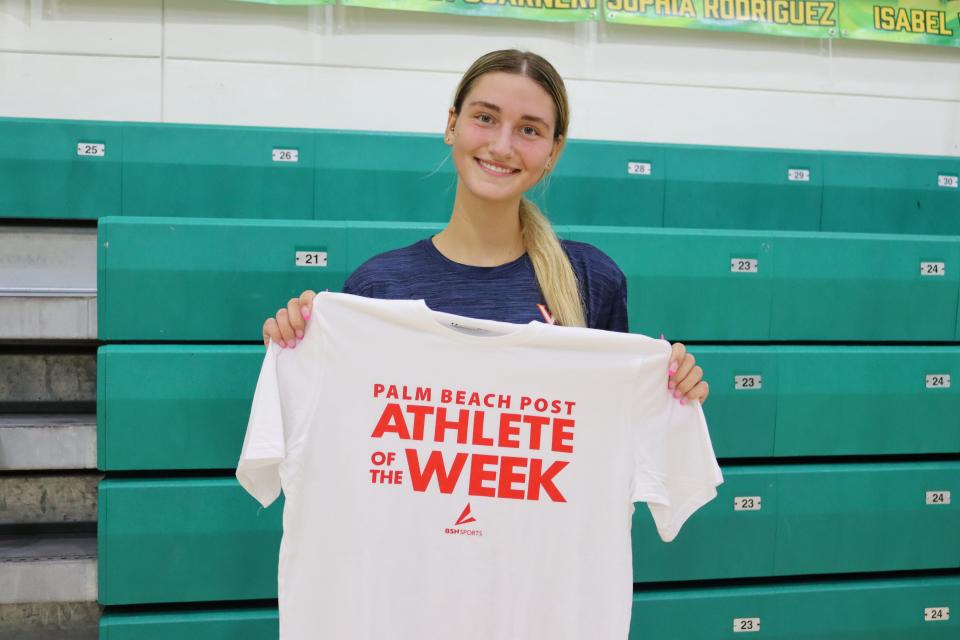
[
  {"left": 263, "top": 290, "right": 317, "bottom": 349},
  {"left": 662, "top": 336, "right": 709, "bottom": 405}
]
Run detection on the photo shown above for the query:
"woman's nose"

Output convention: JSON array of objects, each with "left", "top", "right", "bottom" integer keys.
[{"left": 487, "top": 127, "right": 514, "bottom": 159}]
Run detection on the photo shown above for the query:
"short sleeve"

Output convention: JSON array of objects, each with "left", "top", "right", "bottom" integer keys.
[
  {"left": 603, "top": 274, "right": 629, "bottom": 333},
  {"left": 630, "top": 360, "right": 724, "bottom": 542},
  {"left": 236, "top": 303, "right": 324, "bottom": 508}
]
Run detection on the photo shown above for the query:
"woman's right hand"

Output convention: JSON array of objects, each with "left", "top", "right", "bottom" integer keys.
[{"left": 263, "top": 290, "right": 316, "bottom": 349}]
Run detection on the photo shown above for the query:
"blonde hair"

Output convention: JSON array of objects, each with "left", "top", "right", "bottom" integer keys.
[{"left": 451, "top": 50, "right": 586, "bottom": 328}]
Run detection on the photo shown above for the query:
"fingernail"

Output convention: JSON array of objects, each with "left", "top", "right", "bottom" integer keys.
[
  {"left": 302, "top": 308, "right": 310, "bottom": 320},
  {"left": 669, "top": 362, "right": 678, "bottom": 375},
  {"left": 668, "top": 381, "right": 676, "bottom": 390},
  {"left": 673, "top": 389, "right": 681, "bottom": 398},
  {"left": 290, "top": 340, "right": 297, "bottom": 349},
  {"left": 296, "top": 330, "right": 304, "bottom": 339},
  {"left": 279, "top": 340, "right": 286, "bottom": 348},
  {"left": 680, "top": 397, "right": 686, "bottom": 405}
]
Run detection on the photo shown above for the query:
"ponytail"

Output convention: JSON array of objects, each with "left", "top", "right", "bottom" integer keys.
[{"left": 519, "top": 198, "right": 586, "bottom": 328}]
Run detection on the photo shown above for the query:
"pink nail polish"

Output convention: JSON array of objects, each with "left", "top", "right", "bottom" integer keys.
[
  {"left": 673, "top": 389, "right": 681, "bottom": 398},
  {"left": 279, "top": 340, "right": 286, "bottom": 348},
  {"left": 680, "top": 397, "right": 686, "bottom": 405},
  {"left": 668, "top": 381, "right": 676, "bottom": 390},
  {"left": 302, "top": 308, "right": 311, "bottom": 320},
  {"left": 669, "top": 363, "right": 678, "bottom": 375},
  {"left": 290, "top": 340, "right": 297, "bottom": 349},
  {"left": 296, "top": 330, "right": 304, "bottom": 339}
]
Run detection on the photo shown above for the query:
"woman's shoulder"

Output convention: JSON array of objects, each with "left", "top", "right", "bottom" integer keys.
[
  {"left": 559, "top": 239, "right": 626, "bottom": 289},
  {"left": 342, "top": 238, "right": 428, "bottom": 295}
]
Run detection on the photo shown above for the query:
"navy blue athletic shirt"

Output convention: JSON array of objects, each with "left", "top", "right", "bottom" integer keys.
[{"left": 342, "top": 236, "right": 628, "bottom": 332}]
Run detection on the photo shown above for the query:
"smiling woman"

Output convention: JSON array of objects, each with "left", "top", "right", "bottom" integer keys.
[{"left": 261, "top": 48, "right": 710, "bottom": 406}]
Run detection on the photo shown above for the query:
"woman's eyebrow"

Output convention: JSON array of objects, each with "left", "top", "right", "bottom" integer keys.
[{"left": 467, "top": 100, "right": 549, "bottom": 127}]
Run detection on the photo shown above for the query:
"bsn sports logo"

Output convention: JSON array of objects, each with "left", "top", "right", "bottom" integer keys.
[{"left": 445, "top": 503, "right": 483, "bottom": 537}]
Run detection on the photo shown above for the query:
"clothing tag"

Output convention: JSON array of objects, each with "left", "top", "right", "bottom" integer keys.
[{"left": 447, "top": 321, "right": 505, "bottom": 337}]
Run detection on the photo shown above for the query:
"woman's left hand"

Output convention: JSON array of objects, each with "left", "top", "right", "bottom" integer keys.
[{"left": 663, "top": 337, "right": 709, "bottom": 405}]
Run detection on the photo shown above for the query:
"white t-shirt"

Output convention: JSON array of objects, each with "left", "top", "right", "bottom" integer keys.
[{"left": 236, "top": 292, "right": 723, "bottom": 640}]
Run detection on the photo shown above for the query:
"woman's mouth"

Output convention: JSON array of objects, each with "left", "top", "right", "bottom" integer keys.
[{"left": 476, "top": 158, "right": 520, "bottom": 177}]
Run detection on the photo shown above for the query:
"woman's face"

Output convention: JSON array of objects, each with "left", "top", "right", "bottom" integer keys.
[{"left": 446, "top": 71, "right": 563, "bottom": 205}]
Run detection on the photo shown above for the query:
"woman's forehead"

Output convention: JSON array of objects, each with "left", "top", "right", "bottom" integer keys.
[{"left": 463, "top": 72, "right": 556, "bottom": 124}]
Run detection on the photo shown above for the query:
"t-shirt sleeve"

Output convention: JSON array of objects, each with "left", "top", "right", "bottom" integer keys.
[
  {"left": 603, "top": 273, "right": 629, "bottom": 333},
  {"left": 630, "top": 358, "right": 724, "bottom": 542},
  {"left": 236, "top": 306, "right": 324, "bottom": 508}
]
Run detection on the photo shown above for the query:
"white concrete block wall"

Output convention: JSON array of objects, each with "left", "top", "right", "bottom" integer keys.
[{"left": 1, "top": 0, "right": 958, "bottom": 155}]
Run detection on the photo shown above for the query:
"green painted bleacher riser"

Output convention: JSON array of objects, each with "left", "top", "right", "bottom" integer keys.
[
  {"left": 568, "top": 226, "right": 960, "bottom": 341},
  {"left": 694, "top": 346, "right": 960, "bottom": 458},
  {"left": 123, "top": 123, "right": 315, "bottom": 219},
  {"left": 96, "top": 345, "right": 960, "bottom": 472},
  {"left": 97, "top": 463, "right": 960, "bottom": 605},
  {"left": 530, "top": 140, "right": 665, "bottom": 226},
  {"left": 98, "top": 218, "right": 960, "bottom": 342},
  {"left": 822, "top": 152, "right": 960, "bottom": 235},
  {"left": 97, "top": 576, "right": 960, "bottom": 639},
  {"left": 629, "top": 576, "right": 960, "bottom": 639},
  {"left": 314, "top": 131, "right": 455, "bottom": 222},
  {"left": 0, "top": 118, "right": 122, "bottom": 219},
  {"left": 4, "top": 118, "right": 959, "bottom": 235},
  {"left": 662, "top": 145, "right": 823, "bottom": 231},
  {"left": 100, "top": 607, "right": 279, "bottom": 640},
  {"left": 96, "top": 346, "right": 263, "bottom": 471}
]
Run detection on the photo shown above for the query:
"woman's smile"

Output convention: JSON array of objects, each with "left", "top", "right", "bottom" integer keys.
[{"left": 475, "top": 157, "right": 520, "bottom": 176}]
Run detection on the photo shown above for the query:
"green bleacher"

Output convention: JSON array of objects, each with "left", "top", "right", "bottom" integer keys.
[{"left": 4, "top": 117, "right": 957, "bottom": 638}]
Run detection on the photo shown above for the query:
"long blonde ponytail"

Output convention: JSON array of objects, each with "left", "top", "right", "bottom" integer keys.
[
  {"left": 452, "top": 49, "right": 586, "bottom": 327},
  {"left": 519, "top": 198, "right": 586, "bottom": 328}
]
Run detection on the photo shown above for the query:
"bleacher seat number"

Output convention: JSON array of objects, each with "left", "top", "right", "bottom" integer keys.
[
  {"left": 938, "top": 175, "right": 958, "bottom": 188},
  {"left": 77, "top": 143, "right": 105, "bottom": 157},
  {"left": 626, "top": 162, "right": 652, "bottom": 175},
  {"left": 734, "top": 496, "right": 762, "bottom": 511},
  {"left": 731, "top": 258, "right": 758, "bottom": 273},
  {"left": 735, "top": 375, "right": 762, "bottom": 390},
  {"left": 733, "top": 617, "right": 760, "bottom": 632},
  {"left": 920, "top": 262, "right": 945, "bottom": 276},
  {"left": 787, "top": 168, "right": 810, "bottom": 182},
  {"left": 925, "top": 374, "right": 950, "bottom": 389},
  {"left": 295, "top": 251, "right": 327, "bottom": 267},
  {"left": 925, "top": 491, "right": 951, "bottom": 505},
  {"left": 925, "top": 607, "right": 950, "bottom": 621},
  {"left": 273, "top": 149, "right": 299, "bottom": 163}
]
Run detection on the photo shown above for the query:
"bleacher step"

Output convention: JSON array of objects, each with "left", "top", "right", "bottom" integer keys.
[
  {"left": 0, "top": 532, "right": 97, "bottom": 604},
  {"left": 0, "top": 414, "right": 97, "bottom": 471},
  {"left": 0, "top": 473, "right": 98, "bottom": 524}
]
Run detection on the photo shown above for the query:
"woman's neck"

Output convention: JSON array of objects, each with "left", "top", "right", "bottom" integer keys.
[{"left": 432, "top": 182, "right": 525, "bottom": 267}]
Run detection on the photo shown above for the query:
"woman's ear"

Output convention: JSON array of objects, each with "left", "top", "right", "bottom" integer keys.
[
  {"left": 547, "top": 134, "right": 565, "bottom": 170},
  {"left": 445, "top": 108, "right": 457, "bottom": 145}
]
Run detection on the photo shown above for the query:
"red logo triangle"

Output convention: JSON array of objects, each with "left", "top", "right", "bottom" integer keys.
[{"left": 454, "top": 503, "right": 477, "bottom": 526}]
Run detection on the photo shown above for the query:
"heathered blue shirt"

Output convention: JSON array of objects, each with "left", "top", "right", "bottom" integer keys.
[{"left": 342, "top": 236, "right": 628, "bottom": 332}]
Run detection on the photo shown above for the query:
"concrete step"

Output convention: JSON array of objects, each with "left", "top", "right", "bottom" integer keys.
[
  {"left": 0, "top": 532, "right": 97, "bottom": 604},
  {"left": 0, "top": 414, "right": 97, "bottom": 471},
  {"left": 0, "top": 224, "right": 97, "bottom": 341},
  {"left": 0, "top": 296, "right": 97, "bottom": 341},
  {"left": 0, "top": 601, "right": 99, "bottom": 640},
  {"left": 0, "top": 353, "right": 96, "bottom": 412},
  {"left": 0, "top": 474, "right": 99, "bottom": 525}
]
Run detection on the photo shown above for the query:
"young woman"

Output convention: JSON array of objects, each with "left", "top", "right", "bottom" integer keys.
[{"left": 261, "top": 49, "right": 709, "bottom": 406}]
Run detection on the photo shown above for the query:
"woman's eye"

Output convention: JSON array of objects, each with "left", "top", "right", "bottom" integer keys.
[
  {"left": 521, "top": 126, "right": 539, "bottom": 137},
  {"left": 476, "top": 113, "right": 493, "bottom": 123}
]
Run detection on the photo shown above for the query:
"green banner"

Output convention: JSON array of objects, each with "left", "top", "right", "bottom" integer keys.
[
  {"left": 228, "top": 0, "right": 333, "bottom": 5},
  {"left": 842, "top": 0, "right": 959, "bottom": 47},
  {"left": 342, "top": 0, "right": 598, "bottom": 22},
  {"left": 604, "top": 0, "right": 838, "bottom": 38}
]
